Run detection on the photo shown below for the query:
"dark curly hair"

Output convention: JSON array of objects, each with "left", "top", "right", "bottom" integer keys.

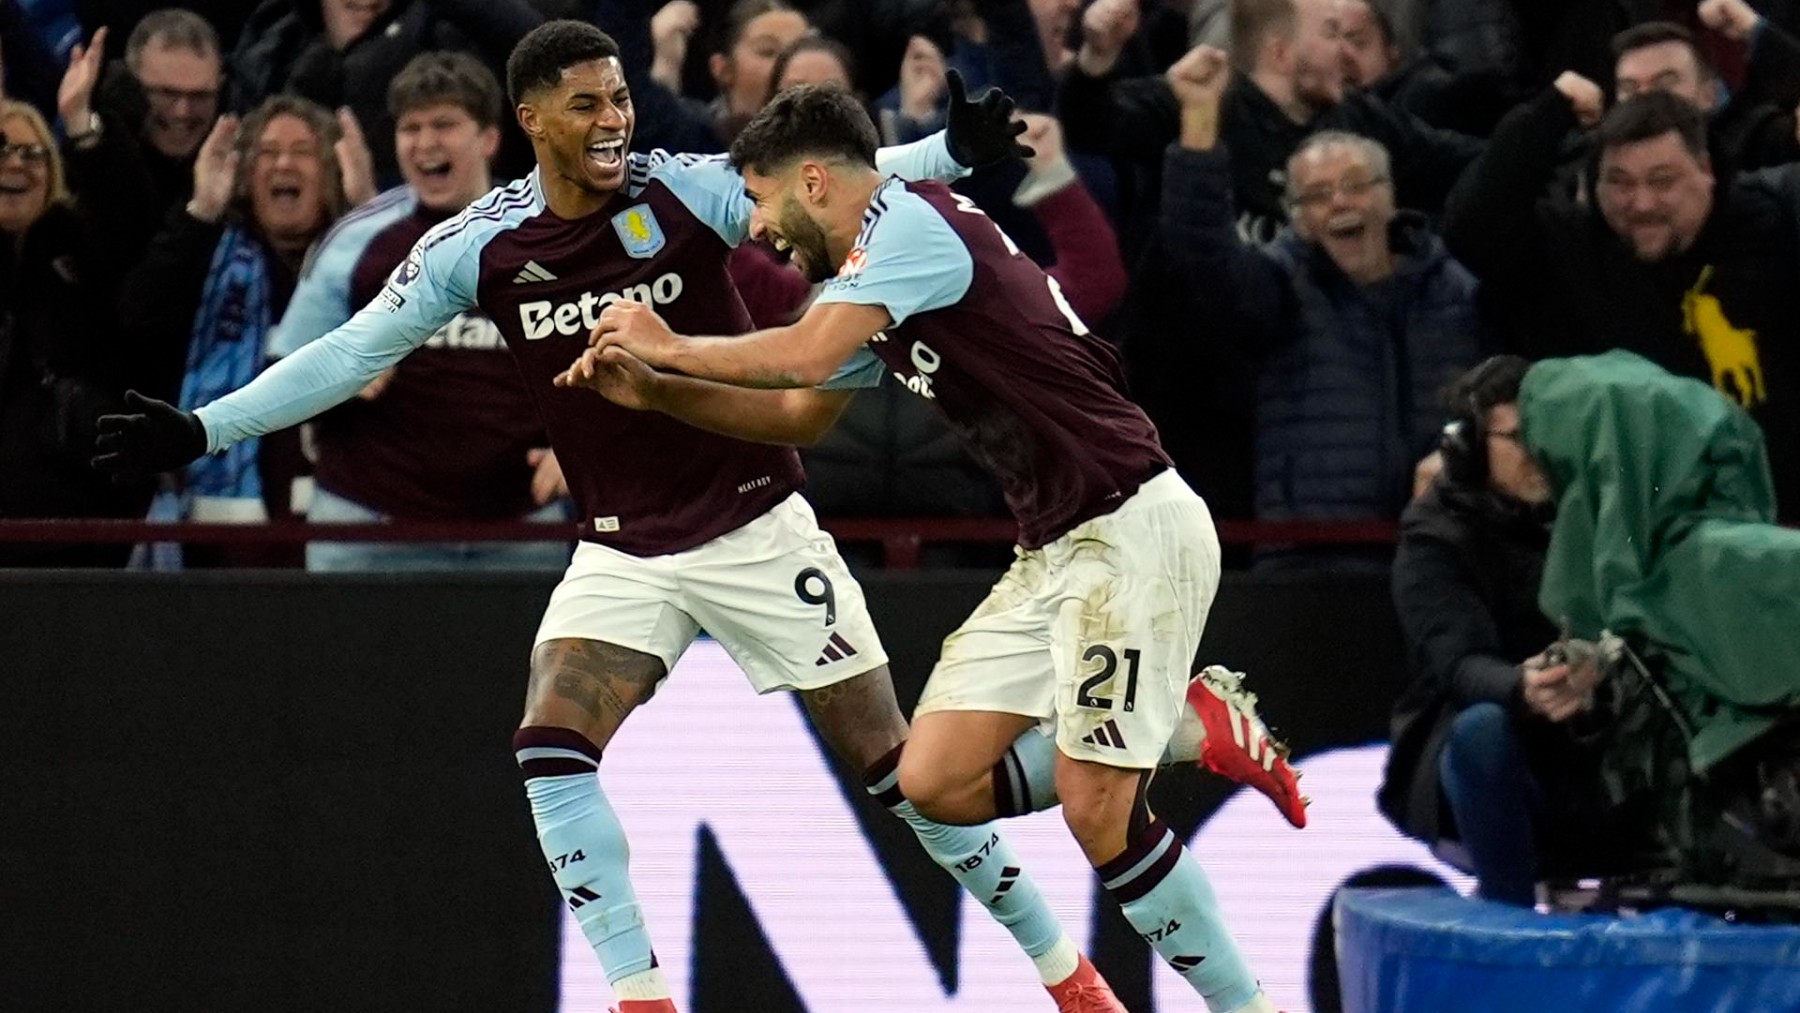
[
  {"left": 507, "top": 20, "right": 622, "bottom": 106},
  {"left": 729, "top": 83, "right": 877, "bottom": 176}
]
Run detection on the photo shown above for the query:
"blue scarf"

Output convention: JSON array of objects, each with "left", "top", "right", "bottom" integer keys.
[
  {"left": 139, "top": 227, "right": 273, "bottom": 568},
  {"left": 178, "top": 225, "right": 272, "bottom": 503}
]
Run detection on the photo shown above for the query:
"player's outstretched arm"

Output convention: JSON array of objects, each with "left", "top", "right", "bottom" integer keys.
[
  {"left": 556, "top": 345, "right": 854, "bottom": 445},
  {"left": 648, "top": 73, "right": 1027, "bottom": 249},
  {"left": 583, "top": 299, "right": 889, "bottom": 390},
  {"left": 93, "top": 241, "right": 472, "bottom": 479}
]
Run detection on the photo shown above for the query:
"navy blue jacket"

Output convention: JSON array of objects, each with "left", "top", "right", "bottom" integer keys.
[{"left": 1160, "top": 145, "right": 1482, "bottom": 538}]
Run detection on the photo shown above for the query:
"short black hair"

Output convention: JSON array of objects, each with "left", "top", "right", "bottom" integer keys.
[
  {"left": 506, "top": 20, "right": 622, "bottom": 106},
  {"left": 1442, "top": 354, "right": 1531, "bottom": 416},
  {"left": 390, "top": 51, "right": 503, "bottom": 128},
  {"left": 729, "top": 83, "right": 878, "bottom": 176},
  {"left": 1613, "top": 20, "right": 1699, "bottom": 60},
  {"left": 1595, "top": 89, "right": 1709, "bottom": 161}
]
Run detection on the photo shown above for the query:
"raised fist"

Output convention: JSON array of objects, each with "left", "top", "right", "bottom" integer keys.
[
  {"left": 1078, "top": 0, "right": 1140, "bottom": 78},
  {"left": 1166, "top": 44, "right": 1231, "bottom": 112},
  {"left": 1699, "top": 0, "right": 1762, "bottom": 42},
  {"left": 1554, "top": 71, "right": 1605, "bottom": 128}
]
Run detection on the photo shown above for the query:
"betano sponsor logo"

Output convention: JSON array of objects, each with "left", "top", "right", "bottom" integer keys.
[{"left": 519, "top": 273, "right": 685, "bottom": 340}]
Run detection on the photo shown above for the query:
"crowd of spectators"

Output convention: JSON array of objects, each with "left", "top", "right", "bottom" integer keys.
[{"left": 2, "top": 0, "right": 1797, "bottom": 572}]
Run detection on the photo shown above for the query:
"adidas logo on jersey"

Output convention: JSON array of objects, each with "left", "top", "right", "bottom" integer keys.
[
  {"left": 512, "top": 260, "right": 558, "bottom": 284},
  {"left": 814, "top": 632, "right": 859, "bottom": 667},
  {"left": 518, "top": 272, "right": 686, "bottom": 340},
  {"left": 1081, "top": 719, "right": 1128, "bottom": 750}
]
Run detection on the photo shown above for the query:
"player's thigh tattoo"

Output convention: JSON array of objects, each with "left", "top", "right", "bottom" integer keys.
[
  {"left": 529, "top": 638, "right": 666, "bottom": 723},
  {"left": 800, "top": 666, "right": 909, "bottom": 766}
]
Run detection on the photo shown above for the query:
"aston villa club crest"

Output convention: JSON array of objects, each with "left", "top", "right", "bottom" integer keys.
[
  {"left": 838, "top": 246, "right": 869, "bottom": 278},
  {"left": 612, "top": 205, "right": 666, "bottom": 259}
]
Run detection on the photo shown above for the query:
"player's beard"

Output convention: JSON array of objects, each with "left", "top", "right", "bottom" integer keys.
[{"left": 780, "top": 200, "right": 837, "bottom": 284}]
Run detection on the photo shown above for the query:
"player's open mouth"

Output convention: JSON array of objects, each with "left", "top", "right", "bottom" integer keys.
[
  {"left": 416, "top": 160, "right": 452, "bottom": 180},
  {"left": 586, "top": 138, "right": 625, "bottom": 171},
  {"left": 768, "top": 234, "right": 793, "bottom": 261},
  {"left": 267, "top": 183, "right": 304, "bottom": 208},
  {"left": 0, "top": 179, "right": 30, "bottom": 195}
]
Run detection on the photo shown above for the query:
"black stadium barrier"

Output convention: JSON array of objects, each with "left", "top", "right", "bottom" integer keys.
[{"left": 0, "top": 569, "right": 1413, "bottom": 1013}]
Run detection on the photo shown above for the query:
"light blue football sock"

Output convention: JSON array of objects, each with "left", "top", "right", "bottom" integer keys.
[
  {"left": 515, "top": 726, "right": 659, "bottom": 986},
  {"left": 1099, "top": 819, "right": 1260, "bottom": 1012},
  {"left": 866, "top": 746, "right": 1069, "bottom": 975},
  {"left": 993, "top": 727, "right": 1062, "bottom": 817}
]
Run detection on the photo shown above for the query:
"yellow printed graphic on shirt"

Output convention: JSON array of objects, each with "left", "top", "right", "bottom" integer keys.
[{"left": 1683, "top": 266, "right": 1767, "bottom": 407}]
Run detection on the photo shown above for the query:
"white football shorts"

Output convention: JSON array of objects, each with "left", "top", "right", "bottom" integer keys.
[
  {"left": 535, "top": 493, "right": 888, "bottom": 692},
  {"left": 914, "top": 470, "right": 1222, "bottom": 768}
]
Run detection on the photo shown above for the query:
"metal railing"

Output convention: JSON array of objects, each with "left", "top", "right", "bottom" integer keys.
[{"left": 0, "top": 517, "right": 1399, "bottom": 568}]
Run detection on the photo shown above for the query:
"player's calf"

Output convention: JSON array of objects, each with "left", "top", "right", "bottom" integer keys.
[
  {"left": 516, "top": 726, "right": 671, "bottom": 1005},
  {"left": 1058, "top": 755, "right": 1274, "bottom": 1013},
  {"left": 804, "top": 673, "right": 1123, "bottom": 1005},
  {"left": 896, "top": 709, "right": 1043, "bottom": 825},
  {"left": 869, "top": 742, "right": 1123, "bottom": 1005},
  {"left": 517, "top": 639, "right": 672, "bottom": 1007}
]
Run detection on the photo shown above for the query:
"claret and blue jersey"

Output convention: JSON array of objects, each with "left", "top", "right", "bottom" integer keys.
[
  {"left": 810, "top": 178, "right": 1170, "bottom": 549},
  {"left": 194, "top": 138, "right": 966, "bottom": 556}
]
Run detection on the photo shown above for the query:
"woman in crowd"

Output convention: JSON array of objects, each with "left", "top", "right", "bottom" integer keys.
[
  {"left": 121, "top": 93, "right": 367, "bottom": 566},
  {"left": 0, "top": 99, "right": 150, "bottom": 566},
  {"left": 705, "top": 0, "right": 811, "bottom": 143}
]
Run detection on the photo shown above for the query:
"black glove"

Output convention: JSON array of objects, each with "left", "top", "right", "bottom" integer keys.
[
  {"left": 943, "top": 69, "right": 1033, "bottom": 168},
  {"left": 92, "top": 390, "right": 208, "bottom": 481}
]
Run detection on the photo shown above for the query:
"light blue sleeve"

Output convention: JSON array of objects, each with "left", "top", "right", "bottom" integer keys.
[
  {"left": 818, "top": 346, "right": 885, "bottom": 390},
  {"left": 194, "top": 222, "right": 481, "bottom": 453},
  {"left": 641, "top": 132, "right": 971, "bottom": 249},
  {"left": 636, "top": 150, "right": 750, "bottom": 247},
  {"left": 267, "top": 187, "right": 415, "bottom": 358},
  {"left": 872, "top": 131, "right": 969, "bottom": 188},
  {"left": 811, "top": 188, "right": 974, "bottom": 328}
]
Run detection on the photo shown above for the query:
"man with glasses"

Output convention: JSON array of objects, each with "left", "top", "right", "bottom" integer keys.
[
  {"left": 1157, "top": 45, "right": 1482, "bottom": 570},
  {"left": 55, "top": 10, "right": 222, "bottom": 276},
  {"left": 1445, "top": 84, "right": 1800, "bottom": 521}
]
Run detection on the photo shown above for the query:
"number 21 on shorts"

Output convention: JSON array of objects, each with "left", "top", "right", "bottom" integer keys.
[{"left": 1076, "top": 645, "right": 1141, "bottom": 712}]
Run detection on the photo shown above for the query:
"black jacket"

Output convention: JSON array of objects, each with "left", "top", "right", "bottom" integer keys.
[
  {"left": 0, "top": 206, "right": 153, "bottom": 564},
  {"left": 1370, "top": 56, "right": 1524, "bottom": 139},
  {"left": 62, "top": 63, "right": 195, "bottom": 286},
  {"left": 229, "top": 0, "right": 551, "bottom": 184},
  {"left": 1059, "top": 69, "right": 1485, "bottom": 247},
  {"left": 1378, "top": 482, "right": 1556, "bottom": 841},
  {"left": 1444, "top": 87, "right": 1800, "bottom": 520},
  {"left": 1073, "top": 72, "right": 1482, "bottom": 521},
  {"left": 1709, "top": 18, "right": 1800, "bottom": 177}
]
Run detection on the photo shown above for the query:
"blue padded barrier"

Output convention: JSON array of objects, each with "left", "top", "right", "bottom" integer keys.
[{"left": 1336, "top": 887, "right": 1800, "bottom": 1013}]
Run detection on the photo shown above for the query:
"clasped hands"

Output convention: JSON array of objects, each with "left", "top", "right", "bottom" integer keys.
[{"left": 552, "top": 300, "right": 680, "bottom": 409}]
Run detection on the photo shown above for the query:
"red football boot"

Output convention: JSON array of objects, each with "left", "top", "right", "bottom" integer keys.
[
  {"left": 611, "top": 1000, "right": 678, "bottom": 1013},
  {"left": 1046, "top": 954, "right": 1129, "bottom": 1013},
  {"left": 1186, "top": 666, "right": 1308, "bottom": 828}
]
